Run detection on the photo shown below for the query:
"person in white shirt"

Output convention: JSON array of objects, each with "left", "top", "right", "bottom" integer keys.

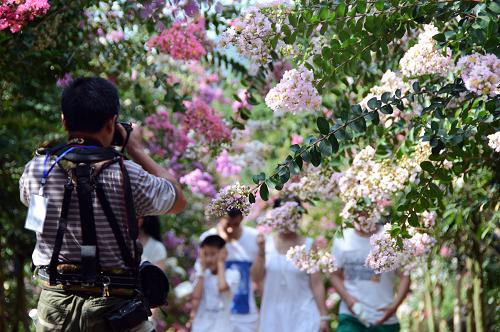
[
  {"left": 251, "top": 198, "right": 330, "bottom": 332},
  {"left": 190, "top": 235, "right": 241, "bottom": 332},
  {"left": 330, "top": 226, "right": 410, "bottom": 331},
  {"left": 198, "top": 208, "right": 260, "bottom": 332},
  {"left": 138, "top": 216, "right": 167, "bottom": 270}
]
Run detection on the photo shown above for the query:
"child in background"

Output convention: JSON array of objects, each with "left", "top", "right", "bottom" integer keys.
[{"left": 190, "top": 235, "right": 241, "bottom": 332}]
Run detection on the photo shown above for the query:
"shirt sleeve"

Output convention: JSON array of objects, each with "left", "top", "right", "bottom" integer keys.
[
  {"left": 332, "top": 238, "right": 345, "bottom": 268},
  {"left": 152, "top": 239, "right": 167, "bottom": 263},
  {"left": 19, "top": 161, "right": 33, "bottom": 207},
  {"left": 126, "top": 161, "right": 177, "bottom": 216}
]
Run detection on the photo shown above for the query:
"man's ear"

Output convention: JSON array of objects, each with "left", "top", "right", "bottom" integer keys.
[
  {"left": 105, "top": 115, "right": 118, "bottom": 133},
  {"left": 61, "top": 114, "right": 68, "bottom": 130}
]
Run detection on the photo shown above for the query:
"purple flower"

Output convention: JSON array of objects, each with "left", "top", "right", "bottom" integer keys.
[{"left": 56, "top": 73, "right": 73, "bottom": 88}]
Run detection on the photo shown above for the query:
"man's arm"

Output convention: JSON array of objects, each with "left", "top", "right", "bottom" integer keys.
[
  {"left": 310, "top": 271, "right": 330, "bottom": 332},
  {"left": 120, "top": 123, "right": 187, "bottom": 214},
  {"left": 330, "top": 269, "right": 358, "bottom": 312},
  {"left": 375, "top": 272, "right": 410, "bottom": 325},
  {"left": 250, "top": 234, "right": 266, "bottom": 284}
]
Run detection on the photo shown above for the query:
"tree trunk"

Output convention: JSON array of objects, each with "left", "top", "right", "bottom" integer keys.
[
  {"left": 472, "top": 260, "right": 484, "bottom": 332},
  {"left": 453, "top": 272, "right": 463, "bottom": 332},
  {"left": 424, "top": 264, "right": 436, "bottom": 332},
  {"left": 0, "top": 250, "right": 6, "bottom": 332}
]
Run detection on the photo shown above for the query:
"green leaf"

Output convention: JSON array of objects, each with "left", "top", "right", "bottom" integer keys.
[
  {"left": 420, "top": 161, "right": 434, "bottom": 173},
  {"left": 336, "top": 3, "right": 347, "bottom": 17},
  {"left": 290, "top": 144, "right": 301, "bottom": 154},
  {"left": 328, "top": 134, "right": 339, "bottom": 153},
  {"left": 259, "top": 183, "right": 269, "bottom": 201},
  {"left": 310, "top": 147, "right": 321, "bottom": 166},
  {"left": 249, "top": 193, "right": 256, "bottom": 204},
  {"left": 317, "top": 117, "right": 330, "bottom": 135},
  {"left": 279, "top": 166, "right": 291, "bottom": 183},
  {"left": 428, "top": 182, "right": 442, "bottom": 198},
  {"left": 412, "top": 81, "right": 421, "bottom": 93},
  {"left": 432, "top": 33, "right": 446, "bottom": 42},
  {"left": 289, "top": 14, "right": 298, "bottom": 27},
  {"left": 319, "top": 140, "right": 333, "bottom": 156},
  {"left": 295, "top": 156, "right": 303, "bottom": 169},
  {"left": 381, "top": 92, "right": 391, "bottom": 103},
  {"left": 408, "top": 213, "right": 419, "bottom": 227},
  {"left": 380, "top": 104, "right": 393, "bottom": 114},
  {"left": 367, "top": 97, "right": 381, "bottom": 110},
  {"left": 366, "top": 110, "right": 380, "bottom": 125},
  {"left": 319, "top": 7, "right": 329, "bottom": 20},
  {"left": 375, "top": 0, "right": 385, "bottom": 11},
  {"left": 350, "top": 117, "right": 367, "bottom": 133}
]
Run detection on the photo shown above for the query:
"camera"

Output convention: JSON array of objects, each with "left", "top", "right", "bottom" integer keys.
[
  {"left": 112, "top": 122, "right": 133, "bottom": 146},
  {"left": 106, "top": 299, "right": 151, "bottom": 332}
]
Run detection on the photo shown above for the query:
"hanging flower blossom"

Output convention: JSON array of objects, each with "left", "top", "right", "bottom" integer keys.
[
  {"left": 0, "top": 0, "right": 50, "bottom": 33},
  {"left": 365, "top": 224, "right": 436, "bottom": 274},
  {"left": 205, "top": 183, "right": 252, "bottom": 218},
  {"left": 457, "top": 53, "right": 500, "bottom": 97},
  {"left": 265, "top": 65, "right": 322, "bottom": 114},
  {"left": 220, "top": 6, "right": 274, "bottom": 68},
  {"left": 183, "top": 98, "right": 231, "bottom": 145},
  {"left": 419, "top": 211, "right": 436, "bottom": 228},
  {"left": 56, "top": 73, "right": 74, "bottom": 88},
  {"left": 286, "top": 245, "right": 337, "bottom": 274},
  {"left": 180, "top": 169, "right": 217, "bottom": 197},
  {"left": 257, "top": 201, "right": 302, "bottom": 232},
  {"left": 148, "top": 17, "right": 208, "bottom": 60},
  {"left": 399, "top": 24, "right": 453, "bottom": 77},
  {"left": 487, "top": 131, "right": 500, "bottom": 152},
  {"left": 215, "top": 150, "right": 242, "bottom": 177}
]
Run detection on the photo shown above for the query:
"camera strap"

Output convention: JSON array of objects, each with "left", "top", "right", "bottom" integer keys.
[{"left": 47, "top": 144, "right": 140, "bottom": 286}]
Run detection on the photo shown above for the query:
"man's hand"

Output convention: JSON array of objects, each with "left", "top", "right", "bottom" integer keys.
[
  {"left": 218, "top": 248, "right": 228, "bottom": 265},
  {"left": 319, "top": 320, "right": 330, "bottom": 332},
  {"left": 199, "top": 249, "right": 207, "bottom": 269},
  {"left": 375, "top": 303, "right": 398, "bottom": 325},
  {"left": 116, "top": 122, "right": 144, "bottom": 157},
  {"left": 346, "top": 296, "right": 358, "bottom": 314}
]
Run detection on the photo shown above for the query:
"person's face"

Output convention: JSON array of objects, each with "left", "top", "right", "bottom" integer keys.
[
  {"left": 220, "top": 215, "right": 243, "bottom": 235},
  {"left": 202, "top": 246, "right": 220, "bottom": 272}
]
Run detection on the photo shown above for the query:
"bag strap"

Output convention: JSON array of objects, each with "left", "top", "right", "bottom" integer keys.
[
  {"left": 75, "top": 163, "right": 99, "bottom": 283},
  {"left": 95, "top": 182, "right": 135, "bottom": 268},
  {"left": 48, "top": 182, "right": 73, "bottom": 285}
]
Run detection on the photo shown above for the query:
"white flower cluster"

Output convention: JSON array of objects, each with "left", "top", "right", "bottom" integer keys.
[
  {"left": 283, "top": 165, "right": 342, "bottom": 201},
  {"left": 487, "top": 131, "right": 500, "bottom": 152},
  {"left": 257, "top": 201, "right": 302, "bottom": 232},
  {"left": 399, "top": 24, "right": 453, "bottom": 77},
  {"left": 205, "top": 183, "right": 252, "bottom": 218},
  {"left": 338, "top": 143, "right": 432, "bottom": 233},
  {"left": 265, "top": 65, "right": 322, "bottom": 114},
  {"left": 457, "top": 53, "right": 500, "bottom": 97},
  {"left": 420, "top": 210, "right": 437, "bottom": 228},
  {"left": 286, "top": 245, "right": 337, "bottom": 274},
  {"left": 365, "top": 224, "right": 436, "bottom": 274},
  {"left": 234, "top": 140, "right": 272, "bottom": 173},
  {"left": 220, "top": 7, "right": 273, "bottom": 68}
]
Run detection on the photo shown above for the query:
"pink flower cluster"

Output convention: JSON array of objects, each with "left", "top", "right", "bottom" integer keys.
[
  {"left": 56, "top": 73, "right": 73, "bottom": 88},
  {"left": 144, "top": 107, "right": 191, "bottom": 160},
  {"left": 179, "top": 169, "right": 217, "bottom": 197},
  {"left": 215, "top": 150, "right": 242, "bottom": 177},
  {"left": 258, "top": 201, "right": 301, "bottom": 232},
  {"left": 265, "top": 65, "right": 322, "bottom": 114},
  {"left": 0, "top": 0, "right": 50, "bottom": 33},
  {"left": 147, "top": 17, "right": 208, "bottom": 61},
  {"left": 205, "top": 183, "right": 252, "bottom": 218},
  {"left": 220, "top": 6, "right": 273, "bottom": 68},
  {"left": 183, "top": 98, "right": 231, "bottom": 145},
  {"left": 400, "top": 24, "right": 453, "bottom": 77},
  {"left": 487, "top": 131, "right": 500, "bottom": 152},
  {"left": 420, "top": 211, "right": 436, "bottom": 228},
  {"left": 457, "top": 53, "right": 499, "bottom": 97},
  {"left": 232, "top": 89, "right": 253, "bottom": 113},
  {"left": 366, "top": 224, "right": 436, "bottom": 274},
  {"left": 286, "top": 245, "right": 337, "bottom": 274}
]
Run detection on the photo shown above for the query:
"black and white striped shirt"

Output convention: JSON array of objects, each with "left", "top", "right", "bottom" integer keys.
[{"left": 20, "top": 155, "right": 177, "bottom": 269}]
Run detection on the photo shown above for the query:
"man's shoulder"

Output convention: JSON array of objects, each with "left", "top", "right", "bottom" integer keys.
[{"left": 243, "top": 226, "right": 258, "bottom": 238}]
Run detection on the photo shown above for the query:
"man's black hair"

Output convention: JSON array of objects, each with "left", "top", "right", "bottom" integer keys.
[
  {"left": 61, "top": 77, "right": 120, "bottom": 133},
  {"left": 227, "top": 208, "right": 243, "bottom": 218},
  {"left": 200, "top": 235, "right": 226, "bottom": 249},
  {"left": 141, "top": 216, "right": 162, "bottom": 242}
]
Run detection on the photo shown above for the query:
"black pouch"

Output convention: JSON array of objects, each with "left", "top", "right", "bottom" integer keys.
[
  {"left": 106, "top": 298, "right": 151, "bottom": 332},
  {"left": 140, "top": 261, "right": 169, "bottom": 308}
]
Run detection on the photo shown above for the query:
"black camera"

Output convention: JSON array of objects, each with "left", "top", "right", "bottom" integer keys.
[
  {"left": 112, "top": 122, "right": 133, "bottom": 146},
  {"left": 106, "top": 299, "right": 151, "bottom": 332}
]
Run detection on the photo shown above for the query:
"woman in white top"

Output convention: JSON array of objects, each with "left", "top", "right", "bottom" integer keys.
[
  {"left": 139, "top": 216, "right": 167, "bottom": 269},
  {"left": 251, "top": 198, "right": 330, "bottom": 332}
]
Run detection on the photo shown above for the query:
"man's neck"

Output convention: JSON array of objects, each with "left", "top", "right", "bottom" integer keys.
[
  {"left": 219, "top": 224, "right": 243, "bottom": 241},
  {"left": 68, "top": 132, "right": 105, "bottom": 146}
]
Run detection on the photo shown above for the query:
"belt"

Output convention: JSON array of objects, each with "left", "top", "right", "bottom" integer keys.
[{"left": 36, "top": 266, "right": 139, "bottom": 297}]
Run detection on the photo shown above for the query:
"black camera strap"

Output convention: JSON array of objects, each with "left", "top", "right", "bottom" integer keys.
[
  {"left": 75, "top": 163, "right": 100, "bottom": 283},
  {"left": 48, "top": 182, "right": 73, "bottom": 285}
]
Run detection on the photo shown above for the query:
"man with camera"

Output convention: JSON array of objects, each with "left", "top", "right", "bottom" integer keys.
[{"left": 20, "top": 77, "right": 187, "bottom": 331}]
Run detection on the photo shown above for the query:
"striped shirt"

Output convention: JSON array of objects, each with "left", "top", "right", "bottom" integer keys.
[{"left": 19, "top": 154, "right": 177, "bottom": 269}]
